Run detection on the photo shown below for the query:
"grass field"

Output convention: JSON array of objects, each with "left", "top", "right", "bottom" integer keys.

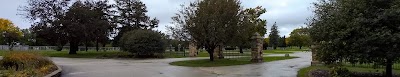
[
  {"left": 0, "top": 50, "right": 129, "bottom": 58},
  {"left": 264, "top": 47, "right": 310, "bottom": 54},
  {"left": 169, "top": 56, "right": 298, "bottom": 67}
]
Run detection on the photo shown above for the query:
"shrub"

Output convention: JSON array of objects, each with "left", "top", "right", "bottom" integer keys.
[
  {"left": 330, "top": 66, "right": 351, "bottom": 77},
  {"left": 120, "top": 30, "right": 166, "bottom": 58},
  {"left": 0, "top": 52, "right": 57, "bottom": 76}
]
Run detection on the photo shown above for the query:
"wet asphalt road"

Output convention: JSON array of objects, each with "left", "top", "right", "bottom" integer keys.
[{"left": 51, "top": 52, "right": 311, "bottom": 77}]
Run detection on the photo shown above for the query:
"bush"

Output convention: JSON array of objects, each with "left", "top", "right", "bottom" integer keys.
[
  {"left": 310, "top": 68, "right": 399, "bottom": 77},
  {"left": 330, "top": 66, "right": 351, "bottom": 77},
  {"left": 0, "top": 52, "right": 57, "bottom": 76},
  {"left": 120, "top": 30, "right": 166, "bottom": 58}
]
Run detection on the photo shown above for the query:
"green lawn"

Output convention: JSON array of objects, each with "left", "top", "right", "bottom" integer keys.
[
  {"left": 297, "top": 65, "right": 400, "bottom": 77},
  {"left": 264, "top": 47, "right": 310, "bottom": 54},
  {"left": 0, "top": 51, "right": 130, "bottom": 58},
  {"left": 169, "top": 56, "right": 298, "bottom": 67}
]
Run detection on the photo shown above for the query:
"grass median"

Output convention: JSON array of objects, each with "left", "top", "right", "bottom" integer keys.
[{"left": 170, "top": 56, "right": 298, "bottom": 67}]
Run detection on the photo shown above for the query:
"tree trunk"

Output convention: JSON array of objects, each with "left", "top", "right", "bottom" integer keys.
[
  {"left": 273, "top": 46, "right": 277, "bottom": 50},
  {"left": 69, "top": 41, "right": 78, "bottom": 54},
  {"left": 239, "top": 46, "right": 243, "bottom": 53},
  {"left": 56, "top": 39, "right": 63, "bottom": 51},
  {"left": 207, "top": 48, "right": 214, "bottom": 61},
  {"left": 386, "top": 58, "right": 393, "bottom": 77},
  {"left": 96, "top": 41, "right": 99, "bottom": 52},
  {"left": 56, "top": 45, "right": 63, "bottom": 51},
  {"left": 85, "top": 41, "right": 88, "bottom": 52},
  {"left": 102, "top": 42, "right": 106, "bottom": 52},
  {"left": 299, "top": 46, "right": 302, "bottom": 49},
  {"left": 8, "top": 43, "right": 14, "bottom": 51}
]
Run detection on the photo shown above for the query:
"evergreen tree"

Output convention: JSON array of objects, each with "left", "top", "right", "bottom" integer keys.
[
  {"left": 269, "top": 22, "right": 279, "bottom": 49},
  {"left": 113, "top": 0, "right": 159, "bottom": 47}
]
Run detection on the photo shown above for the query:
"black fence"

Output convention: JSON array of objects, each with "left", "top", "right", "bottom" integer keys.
[{"left": 342, "top": 62, "right": 400, "bottom": 70}]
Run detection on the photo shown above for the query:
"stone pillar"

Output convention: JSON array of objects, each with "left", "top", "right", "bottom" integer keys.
[
  {"left": 311, "top": 44, "right": 322, "bottom": 66},
  {"left": 189, "top": 41, "right": 197, "bottom": 57},
  {"left": 213, "top": 44, "right": 224, "bottom": 59},
  {"left": 251, "top": 33, "right": 263, "bottom": 63}
]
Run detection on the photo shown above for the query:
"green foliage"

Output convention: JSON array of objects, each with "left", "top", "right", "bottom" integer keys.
[
  {"left": 20, "top": 0, "right": 69, "bottom": 51},
  {"left": 21, "top": 0, "right": 114, "bottom": 53},
  {"left": 330, "top": 66, "right": 351, "bottom": 77},
  {"left": 120, "top": 30, "right": 166, "bottom": 57},
  {"left": 176, "top": 0, "right": 242, "bottom": 61},
  {"left": 269, "top": 22, "right": 280, "bottom": 49},
  {"left": 309, "top": 0, "right": 400, "bottom": 76},
  {"left": 0, "top": 18, "right": 23, "bottom": 50},
  {"left": 113, "top": 0, "right": 159, "bottom": 47},
  {"left": 288, "top": 28, "right": 311, "bottom": 49},
  {"left": 231, "top": 6, "right": 267, "bottom": 52}
]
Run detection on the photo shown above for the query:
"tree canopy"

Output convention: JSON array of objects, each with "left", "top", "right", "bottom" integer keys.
[
  {"left": 0, "top": 18, "right": 23, "bottom": 50},
  {"left": 288, "top": 28, "right": 311, "bottom": 49},
  {"left": 20, "top": 0, "right": 115, "bottom": 54},
  {"left": 113, "top": 0, "right": 159, "bottom": 47},
  {"left": 309, "top": 0, "right": 400, "bottom": 76},
  {"left": 174, "top": 0, "right": 242, "bottom": 61},
  {"left": 233, "top": 6, "right": 267, "bottom": 53}
]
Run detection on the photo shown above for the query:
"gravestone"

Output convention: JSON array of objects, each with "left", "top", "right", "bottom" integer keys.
[{"left": 251, "top": 33, "right": 263, "bottom": 63}]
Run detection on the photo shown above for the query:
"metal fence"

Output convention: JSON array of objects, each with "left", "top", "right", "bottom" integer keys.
[
  {"left": 164, "top": 48, "right": 251, "bottom": 59},
  {"left": 343, "top": 62, "right": 400, "bottom": 70},
  {"left": 0, "top": 45, "right": 120, "bottom": 51}
]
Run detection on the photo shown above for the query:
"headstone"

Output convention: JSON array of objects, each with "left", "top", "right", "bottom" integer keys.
[{"left": 251, "top": 33, "right": 263, "bottom": 63}]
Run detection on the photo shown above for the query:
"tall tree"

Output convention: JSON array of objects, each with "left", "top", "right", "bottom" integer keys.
[
  {"left": 180, "top": 0, "right": 241, "bottom": 61},
  {"left": 61, "top": 0, "right": 114, "bottom": 54},
  {"left": 280, "top": 36, "right": 287, "bottom": 47},
  {"left": 19, "top": 0, "right": 69, "bottom": 51},
  {"left": 113, "top": 0, "right": 159, "bottom": 47},
  {"left": 269, "top": 22, "right": 279, "bottom": 49},
  {"left": 288, "top": 28, "right": 310, "bottom": 49},
  {"left": 83, "top": 0, "right": 115, "bottom": 51},
  {"left": 310, "top": 0, "right": 400, "bottom": 76},
  {"left": 0, "top": 18, "right": 23, "bottom": 50},
  {"left": 20, "top": 29, "right": 34, "bottom": 45},
  {"left": 167, "top": 4, "right": 194, "bottom": 50},
  {"left": 234, "top": 6, "right": 267, "bottom": 53}
]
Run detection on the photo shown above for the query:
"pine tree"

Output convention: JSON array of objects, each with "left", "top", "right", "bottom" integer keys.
[{"left": 269, "top": 22, "right": 279, "bottom": 49}]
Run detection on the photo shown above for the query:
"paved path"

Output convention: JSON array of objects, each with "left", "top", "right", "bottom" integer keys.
[{"left": 51, "top": 52, "right": 311, "bottom": 77}]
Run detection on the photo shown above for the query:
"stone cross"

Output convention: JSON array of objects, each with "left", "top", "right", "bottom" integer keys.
[{"left": 251, "top": 33, "right": 263, "bottom": 63}]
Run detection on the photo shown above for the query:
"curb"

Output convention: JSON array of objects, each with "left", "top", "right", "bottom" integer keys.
[{"left": 45, "top": 65, "right": 62, "bottom": 77}]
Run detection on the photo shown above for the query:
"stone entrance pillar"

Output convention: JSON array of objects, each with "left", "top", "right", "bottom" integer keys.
[
  {"left": 189, "top": 41, "right": 197, "bottom": 57},
  {"left": 251, "top": 33, "right": 263, "bottom": 63},
  {"left": 311, "top": 44, "right": 321, "bottom": 66},
  {"left": 213, "top": 44, "right": 224, "bottom": 59}
]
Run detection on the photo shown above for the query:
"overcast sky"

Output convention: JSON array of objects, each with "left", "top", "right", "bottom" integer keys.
[{"left": 0, "top": 0, "right": 316, "bottom": 37}]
